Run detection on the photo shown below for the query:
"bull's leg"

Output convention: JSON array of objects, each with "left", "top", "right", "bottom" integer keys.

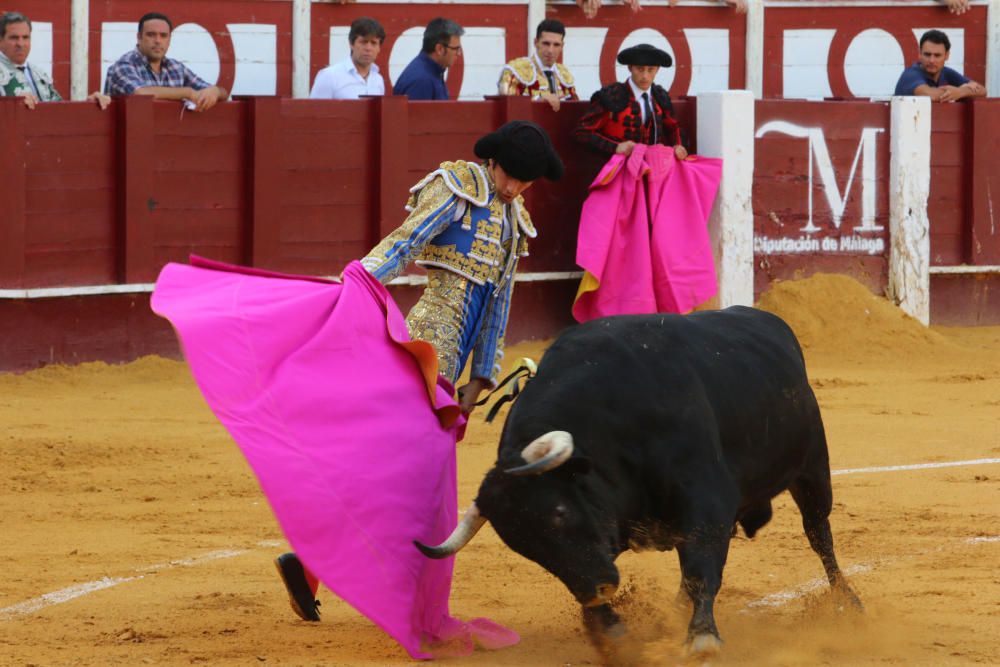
[
  {"left": 676, "top": 527, "right": 730, "bottom": 655},
  {"left": 788, "top": 476, "right": 862, "bottom": 609}
]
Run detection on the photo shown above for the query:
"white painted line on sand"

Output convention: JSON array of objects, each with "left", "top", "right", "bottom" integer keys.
[
  {"left": 745, "top": 563, "right": 874, "bottom": 609},
  {"left": 136, "top": 548, "right": 249, "bottom": 573},
  {"left": 832, "top": 458, "right": 1000, "bottom": 476},
  {"left": 743, "top": 535, "right": 1000, "bottom": 611},
  {"left": 0, "top": 577, "right": 140, "bottom": 617},
  {"left": 0, "top": 541, "right": 280, "bottom": 620}
]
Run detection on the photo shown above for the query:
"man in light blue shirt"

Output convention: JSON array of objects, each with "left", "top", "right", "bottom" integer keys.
[{"left": 310, "top": 17, "right": 386, "bottom": 100}]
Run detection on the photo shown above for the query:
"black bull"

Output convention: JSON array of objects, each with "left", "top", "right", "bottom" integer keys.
[{"left": 417, "top": 307, "right": 861, "bottom": 658}]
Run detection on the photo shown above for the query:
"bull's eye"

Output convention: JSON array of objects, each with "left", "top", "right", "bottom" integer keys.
[{"left": 551, "top": 504, "right": 568, "bottom": 528}]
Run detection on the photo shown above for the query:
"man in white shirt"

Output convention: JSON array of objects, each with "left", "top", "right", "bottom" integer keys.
[{"left": 310, "top": 17, "right": 386, "bottom": 100}]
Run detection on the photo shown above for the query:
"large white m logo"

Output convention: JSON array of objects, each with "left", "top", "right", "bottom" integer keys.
[{"left": 755, "top": 121, "right": 884, "bottom": 233}]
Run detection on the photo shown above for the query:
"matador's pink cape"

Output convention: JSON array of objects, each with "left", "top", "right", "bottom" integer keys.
[
  {"left": 573, "top": 144, "right": 723, "bottom": 322},
  {"left": 151, "top": 257, "right": 518, "bottom": 659}
]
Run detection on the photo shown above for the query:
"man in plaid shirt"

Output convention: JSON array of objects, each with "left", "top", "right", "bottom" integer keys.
[{"left": 104, "top": 12, "right": 228, "bottom": 111}]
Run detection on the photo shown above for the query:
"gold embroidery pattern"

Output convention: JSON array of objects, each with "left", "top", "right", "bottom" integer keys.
[
  {"left": 418, "top": 244, "right": 493, "bottom": 285},
  {"left": 406, "top": 270, "right": 472, "bottom": 384},
  {"left": 361, "top": 176, "right": 456, "bottom": 282},
  {"left": 498, "top": 56, "right": 576, "bottom": 99}
]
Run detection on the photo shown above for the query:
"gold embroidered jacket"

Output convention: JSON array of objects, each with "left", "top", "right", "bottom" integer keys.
[{"left": 498, "top": 55, "right": 578, "bottom": 101}]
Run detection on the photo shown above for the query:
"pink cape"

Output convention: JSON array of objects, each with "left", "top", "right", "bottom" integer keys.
[
  {"left": 573, "top": 144, "right": 723, "bottom": 322},
  {"left": 150, "top": 257, "right": 518, "bottom": 659}
]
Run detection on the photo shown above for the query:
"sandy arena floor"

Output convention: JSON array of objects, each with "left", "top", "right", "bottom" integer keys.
[{"left": 1, "top": 274, "right": 998, "bottom": 666}]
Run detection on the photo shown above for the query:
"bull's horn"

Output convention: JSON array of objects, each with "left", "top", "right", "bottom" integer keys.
[
  {"left": 505, "top": 431, "right": 574, "bottom": 475},
  {"left": 413, "top": 504, "right": 487, "bottom": 559}
]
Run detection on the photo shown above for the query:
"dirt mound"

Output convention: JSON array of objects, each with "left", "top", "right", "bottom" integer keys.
[{"left": 755, "top": 273, "right": 952, "bottom": 358}]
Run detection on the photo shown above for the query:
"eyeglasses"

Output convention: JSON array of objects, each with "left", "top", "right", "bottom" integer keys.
[{"left": 441, "top": 44, "right": 462, "bottom": 53}]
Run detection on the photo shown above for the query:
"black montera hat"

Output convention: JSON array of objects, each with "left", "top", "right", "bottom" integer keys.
[
  {"left": 474, "top": 120, "right": 564, "bottom": 182},
  {"left": 617, "top": 43, "right": 672, "bottom": 68}
]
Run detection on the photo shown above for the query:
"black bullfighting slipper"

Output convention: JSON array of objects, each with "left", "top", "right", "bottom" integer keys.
[{"left": 274, "top": 552, "right": 321, "bottom": 621}]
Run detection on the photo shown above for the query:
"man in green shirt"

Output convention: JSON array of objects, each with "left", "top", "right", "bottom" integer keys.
[{"left": 0, "top": 11, "right": 109, "bottom": 109}]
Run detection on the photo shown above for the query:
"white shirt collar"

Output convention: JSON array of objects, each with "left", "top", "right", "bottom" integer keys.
[
  {"left": 628, "top": 77, "right": 651, "bottom": 100},
  {"left": 344, "top": 58, "right": 380, "bottom": 76},
  {"left": 532, "top": 52, "right": 555, "bottom": 77}
]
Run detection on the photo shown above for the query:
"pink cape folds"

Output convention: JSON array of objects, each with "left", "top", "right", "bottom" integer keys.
[
  {"left": 150, "top": 257, "right": 518, "bottom": 659},
  {"left": 573, "top": 144, "right": 723, "bottom": 322}
]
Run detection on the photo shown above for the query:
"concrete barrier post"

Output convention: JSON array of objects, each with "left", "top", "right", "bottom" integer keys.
[
  {"left": 292, "top": 0, "right": 311, "bottom": 98},
  {"left": 987, "top": 0, "right": 1000, "bottom": 96},
  {"left": 745, "top": 0, "right": 764, "bottom": 99},
  {"left": 70, "top": 0, "right": 88, "bottom": 100},
  {"left": 696, "top": 90, "right": 755, "bottom": 308},
  {"left": 888, "top": 96, "right": 931, "bottom": 325}
]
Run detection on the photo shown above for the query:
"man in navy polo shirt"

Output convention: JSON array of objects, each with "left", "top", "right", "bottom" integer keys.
[
  {"left": 392, "top": 18, "right": 463, "bottom": 101},
  {"left": 894, "top": 29, "right": 986, "bottom": 102}
]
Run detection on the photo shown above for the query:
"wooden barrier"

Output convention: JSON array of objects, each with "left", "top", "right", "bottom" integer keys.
[{"left": 0, "top": 94, "right": 997, "bottom": 371}]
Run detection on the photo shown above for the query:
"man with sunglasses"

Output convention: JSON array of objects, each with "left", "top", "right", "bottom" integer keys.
[{"left": 392, "top": 18, "right": 463, "bottom": 100}]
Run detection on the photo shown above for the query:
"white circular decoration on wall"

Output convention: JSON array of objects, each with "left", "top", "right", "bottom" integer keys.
[
  {"left": 844, "top": 28, "right": 904, "bottom": 98},
  {"left": 169, "top": 24, "right": 221, "bottom": 85}
]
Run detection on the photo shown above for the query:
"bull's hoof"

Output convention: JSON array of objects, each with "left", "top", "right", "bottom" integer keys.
[
  {"left": 685, "top": 633, "right": 723, "bottom": 657},
  {"left": 833, "top": 583, "right": 864, "bottom": 613}
]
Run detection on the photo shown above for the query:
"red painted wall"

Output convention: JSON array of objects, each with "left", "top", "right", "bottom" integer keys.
[
  {"left": 762, "top": 5, "right": 989, "bottom": 99},
  {"left": 752, "top": 99, "right": 891, "bottom": 296}
]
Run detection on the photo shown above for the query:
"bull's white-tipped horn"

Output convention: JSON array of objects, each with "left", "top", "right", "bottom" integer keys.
[
  {"left": 505, "top": 431, "right": 575, "bottom": 475},
  {"left": 413, "top": 503, "right": 487, "bottom": 559}
]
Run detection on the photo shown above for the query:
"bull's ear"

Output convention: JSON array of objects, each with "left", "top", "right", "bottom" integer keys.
[{"left": 561, "top": 455, "right": 592, "bottom": 477}]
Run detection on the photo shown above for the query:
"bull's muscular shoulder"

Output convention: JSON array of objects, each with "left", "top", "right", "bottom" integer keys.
[
  {"left": 651, "top": 84, "right": 674, "bottom": 114},
  {"left": 590, "top": 82, "right": 631, "bottom": 113}
]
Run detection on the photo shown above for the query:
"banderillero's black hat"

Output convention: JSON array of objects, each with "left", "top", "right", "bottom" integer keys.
[
  {"left": 617, "top": 43, "right": 672, "bottom": 68},
  {"left": 474, "top": 120, "right": 564, "bottom": 182}
]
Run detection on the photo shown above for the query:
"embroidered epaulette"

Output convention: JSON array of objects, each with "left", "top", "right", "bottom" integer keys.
[
  {"left": 554, "top": 63, "right": 575, "bottom": 88},
  {"left": 591, "top": 82, "right": 630, "bottom": 114},
  {"left": 502, "top": 57, "right": 538, "bottom": 87},
  {"left": 408, "top": 160, "right": 490, "bottom": 208},
  {"left": 512, "top": 197, "right": 537, "bottom": 239},
  {"left": 651, "top": 84, "right": 674, "bottom": 115}
]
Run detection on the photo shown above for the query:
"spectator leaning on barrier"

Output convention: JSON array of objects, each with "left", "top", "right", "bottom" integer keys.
[
  {"left": 498, "top": 19, "right": 578, "bottom": 112},
  {"left": 574, "top": 44, "right": 688, "bottom": 159},
  {"left": 392, "top": 18, "right": 463, "bottom": 101},
  {"left": 893, "top": 29, "right": 986, "bottom": 102},
  {"left": 0, "top": 11, "right": 110, "bottom": 110},
  {"left": 310, "top": 17, "right": 386, "bottom": 100},
  {"left": 104, "top": 12, "right": 228, "bottom": 111}
]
